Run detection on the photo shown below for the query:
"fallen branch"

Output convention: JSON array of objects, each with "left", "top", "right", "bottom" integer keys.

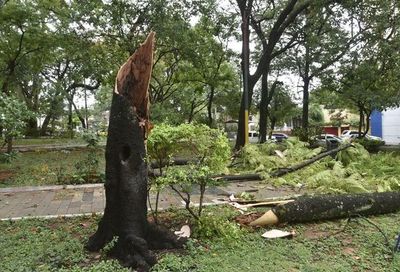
[
  {"left": 149, "top": 144, "right": 353, "bottom": 182},
  {"left": 215, "top": 143, "right": 353, "bottom": 181},
  {"left": 269, "top": 143, "right": 353, "bottom": 177},
  {"left": 214, "top": 173, "right": 262, "bottom": 181},
  {"left": 250, "top": 192, "right": 400, "bottom": 226},
  {"left": 150, "top": 157, "right": 198, "bottom": 169}
]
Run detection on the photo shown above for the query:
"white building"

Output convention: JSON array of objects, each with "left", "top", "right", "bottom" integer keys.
[{"left": 371, "top": 108, "right": 400, "bottom": 144}]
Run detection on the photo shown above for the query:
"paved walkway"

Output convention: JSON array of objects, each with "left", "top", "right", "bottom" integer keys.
[{"left": 0, "top": 181, "right": 302, "bottom": 220}]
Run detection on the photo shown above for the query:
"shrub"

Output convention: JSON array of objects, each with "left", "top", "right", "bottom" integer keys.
[
  {"left": 354, "top": 137, "right": 385, "bottom": 152},
  {"left": 0, "top": 150, "right": 18, "bottom": 163},
  {"left": 147, "top": 124, "right": 230, "bottom": 220},
  {"left": 71, "top": 131, "right": 104, "bottom": 184},
  {"left": 193, "top": 214, "right": 243, "bottom": 241}
]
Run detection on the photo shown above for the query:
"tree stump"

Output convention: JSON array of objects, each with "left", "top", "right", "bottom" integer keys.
[{"left": 85, "top": 32, "right": 182, "bottom": 271}]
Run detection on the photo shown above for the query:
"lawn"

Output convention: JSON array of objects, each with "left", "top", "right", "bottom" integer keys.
[
  {"left": 12, "top": 137, "right": 88, "bottom": 146},
  {"left": 0, "top": 149, "right": 105, "bottom": 187},
  {"left": 1, "top": 206, "right": 399, "bottom": 271}
]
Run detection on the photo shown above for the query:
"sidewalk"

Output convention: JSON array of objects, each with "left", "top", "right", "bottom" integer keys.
[{"left": 0, "top": 181, "right": 302, "bottom": 220}]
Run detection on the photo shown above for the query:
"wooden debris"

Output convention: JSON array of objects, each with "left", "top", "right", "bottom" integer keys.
[
  {"left": 231, "top": 200, "right": 295, "bottom": 211},
  {"left": 261, "top": 229, "right": 295, "bottom": 239},
  {"left": 250, "top": 192, "right": 400, "bottom": 226}
]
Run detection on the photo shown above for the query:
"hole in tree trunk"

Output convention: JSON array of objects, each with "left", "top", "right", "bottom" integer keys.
[{"left": 120, "top": 144, "right": 131, "bottom": 162}]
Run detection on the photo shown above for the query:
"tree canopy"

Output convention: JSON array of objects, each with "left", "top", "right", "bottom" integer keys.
[{"left": 1, "top": 0, "right": 400, "bottom": 150}]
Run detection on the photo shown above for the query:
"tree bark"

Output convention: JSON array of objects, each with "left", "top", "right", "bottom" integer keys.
[
  {"left": 251, "top": 192, "right": 400, "bottom": 226},
  {"left": 235, "top": 0, "right": 253, "bottom": 150},
  {"left": 358, "top": 103, "right": 364, "bottom": 138},
  {"left": 86, "top": 32, "right": 182, "bottom": 271},
  {"left": 363, "top": 110, "right": 371, "bottom": 136},
  {"left": 207, "top": 86, "right": 215, "bottom": 127},
  {"left": 71, "top": 99, "right": 87, "bottom": 129},
  {"left": 67, "top": 98, "right": 74, "bottom": 138},
  {"left": 6, "top": 136, "right": 13, "bottom": 154},
  {"left": 259, "top": 70, "right": 270, "bottom": 143},
  {"left": 301, "top": 39, "right": 311, "bottom": 141}
]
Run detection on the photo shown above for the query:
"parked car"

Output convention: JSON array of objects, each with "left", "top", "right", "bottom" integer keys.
[
  {"left": 248, "top": 131, "right": 288, "bottom": 143},
  {"left": 341, "top": 130, "right": 383, "bottom": 141},
  {"left": 270, "top": 133, "right": 289, "bottom": 142},
  {"left": 248, "top": 131, "right": 259, "bottom": 143},
  {"left": 311, "top": 133, "right": 343, "bottom": 148},
  {"left": 341, "top": 130, "right": 360, "bottom": 139}
]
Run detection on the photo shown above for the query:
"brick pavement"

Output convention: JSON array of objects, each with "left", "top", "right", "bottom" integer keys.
[{"left": 0, "top": 181, "right": 303, "bottom": 220}]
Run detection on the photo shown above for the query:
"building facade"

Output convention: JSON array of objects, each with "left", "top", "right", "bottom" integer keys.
[{"left": 371, "top": 108, "right": 400, "bottom": 144}]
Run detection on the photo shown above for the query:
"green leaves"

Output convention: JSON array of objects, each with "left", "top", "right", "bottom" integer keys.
[
  {"left": 148, "top": 123, "right": 230, "bottom": 219},
  {"left": 0, "top": 93, "right": 34, "bottom": 139},
  {"left": 148, "top": 123, "right": 230, "bottom": 173}
]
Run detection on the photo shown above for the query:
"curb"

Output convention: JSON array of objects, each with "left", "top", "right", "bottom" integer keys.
[
  {"left": 0, "top": 200, "right": 226, "bottom": 221},
  {"left": 0, "top": 212, "right": 104, "bottom": 221}
]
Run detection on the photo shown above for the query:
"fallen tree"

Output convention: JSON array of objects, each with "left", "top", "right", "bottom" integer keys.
[
  {"left": 149, "top": 144, "right": 353, "bottom": 182},
  {"left": 86, "top": 33, "right": 182, "bottom": 272},
  {"left": 269, "top": 143, "right": 353, "bottom": 177},
  {"left": 215, "top": 143, "right": 353, "bottom": 181},
  {"left": 250, "top": 191, "right": 400, "bottom": 226}
]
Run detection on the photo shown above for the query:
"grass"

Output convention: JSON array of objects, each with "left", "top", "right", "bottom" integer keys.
[
  {"left": 12, "top": 137, "right": 88, "bottom": 146},
  {"left": 0, "top": 215, "right": 128, "bottom": 272},
  {"left": 0, "top": 149, "right": 105, "bottom": 187},
  {"left": 1, "top": 206, "right": 400, "bottom": 272},
  {"left": 155, "top": 206, "right": 400, "bottom": 272}
]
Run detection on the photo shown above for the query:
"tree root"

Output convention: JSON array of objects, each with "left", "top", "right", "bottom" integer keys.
[{"left": 86, "top": 222, "right": 185, "bottom": 271}]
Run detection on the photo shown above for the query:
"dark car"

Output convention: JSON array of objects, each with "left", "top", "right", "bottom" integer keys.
[
  {"left": 311, "top": 134, "right": 343, "bottom": 148},
  {"left": 271, "top": 133, "right": 289, "bottom": 142}
]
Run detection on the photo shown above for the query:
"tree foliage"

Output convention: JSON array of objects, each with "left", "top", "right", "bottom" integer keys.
[
  {"left": 147, "top": 123, "right": 230, "bottom": 219},
  {"left": 0, "top": 93, "right": 34, "bottom": 152}
]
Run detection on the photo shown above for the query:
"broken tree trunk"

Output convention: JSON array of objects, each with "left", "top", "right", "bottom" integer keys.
[
  {"left": 250, "top": 192, "right": 400, "bottom": 226},
  {"left": 85, "top": 32, "right": 182, "bottom": 272}
]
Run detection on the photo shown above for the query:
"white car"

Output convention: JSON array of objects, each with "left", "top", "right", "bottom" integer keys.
[
  {"left": 248, "top": 131, "right": 281, "bottom": 143},
  {"left": 341, "top": 130, "right": 383, "bottom": 141},
  {"left": 248, "top": 131, "right": 259, "bottom": 143}
]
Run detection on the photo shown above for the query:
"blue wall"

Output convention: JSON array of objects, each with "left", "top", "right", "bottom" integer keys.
[{"left": 370, "top": 110, "right": 382, "bottom": 137}]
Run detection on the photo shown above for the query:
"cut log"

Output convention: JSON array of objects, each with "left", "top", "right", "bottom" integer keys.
[
  {"left": 250, "top": 192, "right": 400, "bottom": 226},
  {"left": 86, "top": 32, "right": 182, "bottom": 272}
]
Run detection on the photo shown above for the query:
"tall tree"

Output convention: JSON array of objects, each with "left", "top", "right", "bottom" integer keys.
[
  {"left": 267, "top": 83, "right": 296, "bottom": 137},
  {"left": 286, "top": 2, "right": 361, "bottom": 139},
  {"left": 235, "top": 0, "right": 319, "bottom": 148},
  {"left": 0, "top": 0, "right": 53, "bottom": 136},
  {"left": 318, "top": 0, "right": 400, "bottom": 136}
]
